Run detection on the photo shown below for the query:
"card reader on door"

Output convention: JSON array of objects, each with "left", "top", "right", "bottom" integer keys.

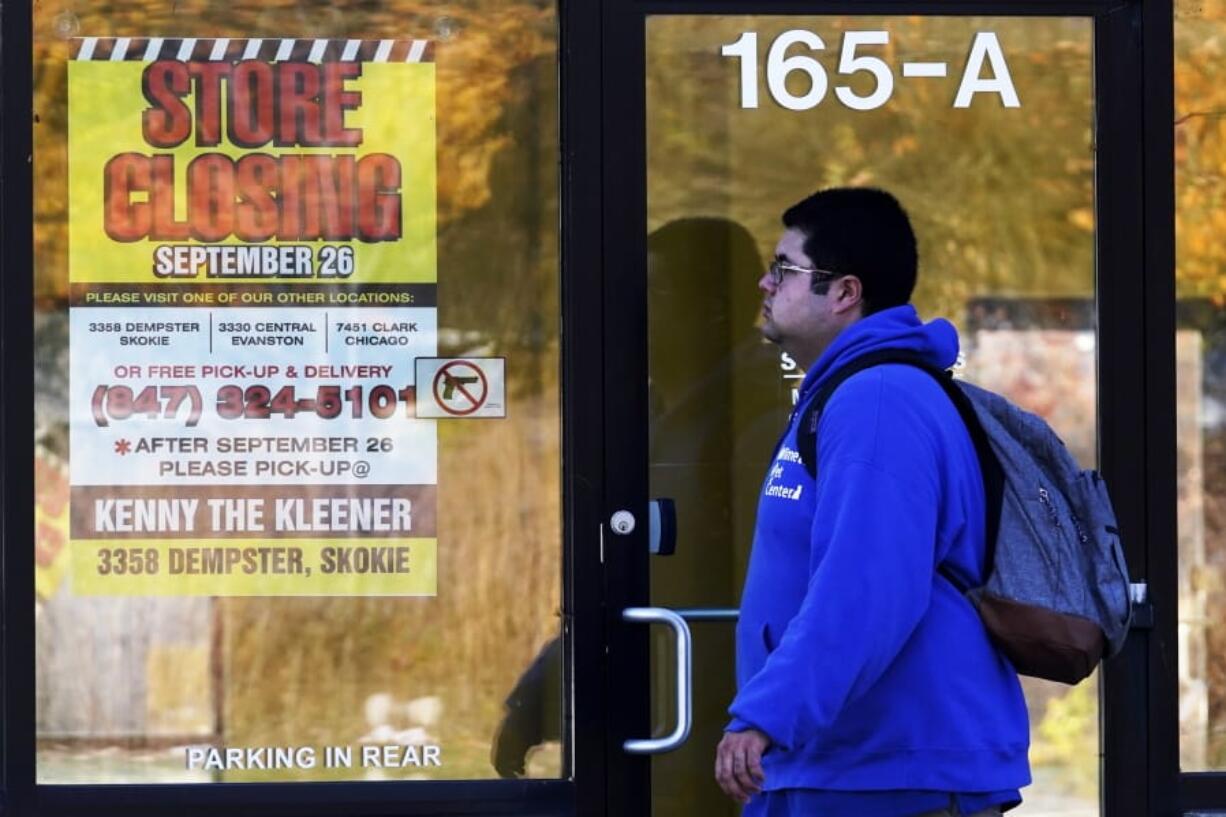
[{"left": 649, "top": 498, "right": 677, "bottom": 556}]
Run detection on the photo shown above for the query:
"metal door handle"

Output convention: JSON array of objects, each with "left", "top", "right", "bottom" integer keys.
[
  {"left": 622, "top": 607, "right": 692, "bottom": 754},
  {"left": 675, "top": 608, "right": 738, "bottom": 622}
]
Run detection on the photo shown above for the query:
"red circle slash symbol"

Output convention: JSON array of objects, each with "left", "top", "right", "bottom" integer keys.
[{"left": 432, "top": 361, "right": 489, "bottom": 416}]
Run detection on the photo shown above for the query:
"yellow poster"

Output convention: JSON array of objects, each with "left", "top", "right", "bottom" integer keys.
[{"left": 67, "top": 37, "right": 439, "bottom": 596}]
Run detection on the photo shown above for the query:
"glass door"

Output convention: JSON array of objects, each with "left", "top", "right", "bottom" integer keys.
[{"left": 602, "top": 6, "right": 1149, "bottom": 817}]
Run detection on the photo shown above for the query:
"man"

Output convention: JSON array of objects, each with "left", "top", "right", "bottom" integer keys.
[{"left": 715, "top": 188, "right": 1030, "bottom": 817}]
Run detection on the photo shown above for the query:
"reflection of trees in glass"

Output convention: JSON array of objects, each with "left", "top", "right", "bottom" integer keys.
[
  {"left": 1199, "top": 418, "right": 1226, "bottom": 768},
  {"left": 1177, "top": 0, "right": 1226, "bottom": 303},
  {"left": 1177, "top": 0, "right": 1226, "bottom": 771},
  {"left": 1175, "top": 308, "right": 1226, "bottom": 771},
  {"left": 1029, "top": 674, "right": 1098, "bottom": 800},
  {"left": 646, "top": 16, "right": 1095, "bottom": 324},
  {"left": 33, "top": 0, "right": 562, "bottom": 782}
]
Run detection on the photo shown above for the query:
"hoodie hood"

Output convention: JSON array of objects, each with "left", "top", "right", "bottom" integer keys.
[{"left": 797, "top": 304, "right": 960, "bottom": 405}]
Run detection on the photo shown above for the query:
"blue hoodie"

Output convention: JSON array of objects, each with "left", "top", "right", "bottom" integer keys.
[{"left": 728, "top": 305, "right": 1030, "bottom": 797}]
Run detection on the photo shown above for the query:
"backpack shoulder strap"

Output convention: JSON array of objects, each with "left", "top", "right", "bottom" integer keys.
[
  {"left": 796, "top": 349, "right": 934, "bottom": 480},
  {"left": 796, "top": 350, "right": 1004, "bottom": 591}
]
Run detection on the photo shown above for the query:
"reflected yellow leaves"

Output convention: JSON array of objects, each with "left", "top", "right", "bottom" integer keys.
[
  {"left": 647, "top": 15, "right": 1095, "bottom": 324},
  {"left": 1176, "top": 0, "right": 1226, "bottom": 773},
  {"left": 1066, "top": 207, "right": 1094, "bottom": 232},
  {"left": 1176, "top": 1, "right": 1226, "bottom": 300},
  {"left": 432, "top": 6, "right": 553, "bottom": 222},
  {"left": 890, "top": 135, "right": 920, "bottom": 157},
  {"left": 1028, "top": 675, "right": 1099, "bottom": 800}
]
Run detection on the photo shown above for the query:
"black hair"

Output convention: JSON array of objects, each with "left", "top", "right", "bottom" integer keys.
[{"left": 781, "top": 187, "right": 917, "bottom": 314}]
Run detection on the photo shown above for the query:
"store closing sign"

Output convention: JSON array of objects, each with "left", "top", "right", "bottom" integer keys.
[{"left": 67, "top": 37, "right": 440, "bottom": 596}]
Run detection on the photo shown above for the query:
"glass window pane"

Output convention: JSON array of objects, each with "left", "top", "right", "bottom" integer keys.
[
  {"left": 645, "top": 15, "right": 1099, "bottom": 816},
  {"left": 1175, "top": 0, "right": 1226, "bottom": 773},
  {"left": 33, "top": 1, "right": 563, "bottom": 784}
]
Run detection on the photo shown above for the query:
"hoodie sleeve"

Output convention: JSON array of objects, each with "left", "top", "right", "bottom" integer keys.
[{"left": 727, "top": 373, "right": 945, "bottom": 751}]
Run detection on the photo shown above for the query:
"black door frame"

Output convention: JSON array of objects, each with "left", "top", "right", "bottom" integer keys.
[{"left": 592, "top": 2, "right": 1194, "bottom": 816}]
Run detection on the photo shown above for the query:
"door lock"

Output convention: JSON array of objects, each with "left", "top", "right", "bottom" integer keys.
[{"left": 610, "top": 510, "right": 636, "bottom": 535}]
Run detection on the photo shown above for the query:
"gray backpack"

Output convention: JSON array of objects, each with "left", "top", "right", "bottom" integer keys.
[{"left": 797, "top": 349, "right": 1133, "bottom": 684}]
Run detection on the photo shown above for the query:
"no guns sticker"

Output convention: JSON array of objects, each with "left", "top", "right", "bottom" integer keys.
[{"left": 414, "top": 358, "right": 506, "bottom": 418}]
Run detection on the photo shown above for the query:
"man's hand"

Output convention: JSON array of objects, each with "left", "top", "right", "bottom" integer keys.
[{"left": 714, "top": 727, "right": 770, "bottom": 804}]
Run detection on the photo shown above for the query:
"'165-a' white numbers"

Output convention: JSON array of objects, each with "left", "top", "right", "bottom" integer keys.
[{"left": 720, "top": 30, "right": 1019, "bottom": 111}]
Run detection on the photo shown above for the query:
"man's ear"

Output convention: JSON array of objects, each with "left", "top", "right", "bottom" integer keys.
[{"left": 831, "top": 275, "right": 864, "bottom": 315}]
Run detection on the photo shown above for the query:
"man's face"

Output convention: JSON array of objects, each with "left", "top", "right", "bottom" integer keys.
[{"left": 757, "top": 227, "right": 832, "bottom": 351}]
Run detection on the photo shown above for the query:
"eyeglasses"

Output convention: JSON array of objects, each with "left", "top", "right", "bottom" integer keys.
[{"left": 767, "top": 259, "right": 842, "bottom": 286}]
